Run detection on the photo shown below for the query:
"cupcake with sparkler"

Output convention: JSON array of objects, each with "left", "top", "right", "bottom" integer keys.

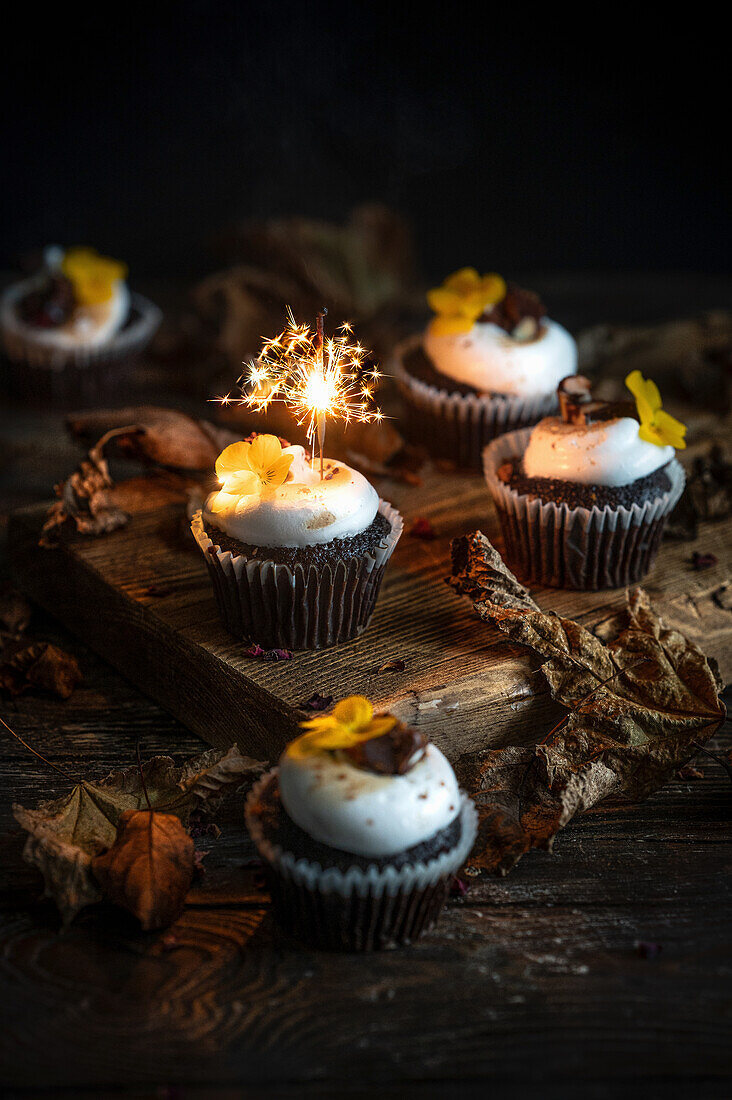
[
  {"left": 0, "top": 246, "right": 161, "bottom": 403},
  {"left": 192, "top": 312, "right": 402, "bottom": 649},
  {"left": 394, "top": 268, "right": 577, "bottom": 467},
  {"left": 245, "top": 695, "right": 477, "bottom": 950}
]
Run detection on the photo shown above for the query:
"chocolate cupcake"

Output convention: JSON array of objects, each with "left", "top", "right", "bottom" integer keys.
[
  {"left": 245, "top": 695, "right": 478, "bottom": 951},
  {"left": 482, "top": 373, "right": 687, "bottom": 589},
  {"left": 394, "top": 268, "right": 577, "bottom": 467},
  {"left": 191, "top": 434, "right": 402, "bottom": 650},
  {"left": 0, "top": 246, "right": 160, "bottom": 404}
]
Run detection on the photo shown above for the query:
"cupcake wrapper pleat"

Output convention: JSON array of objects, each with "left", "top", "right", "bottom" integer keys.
[
  {"left": 245, "top": 770, "right": 478, "bottom": 951},
  {"left": 483, "top": 428, "right": 686, "bottom": 590},
  {"left": 191, "top": 500, "right": 403, "bottom": 650},
  {"left": 393, "top": 334, "right": 559, "bottom": 468}
]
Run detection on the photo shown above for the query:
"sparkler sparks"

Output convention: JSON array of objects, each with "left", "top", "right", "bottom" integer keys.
[{"left": 216, "top": 307, "right": 384, "bottom": 479}]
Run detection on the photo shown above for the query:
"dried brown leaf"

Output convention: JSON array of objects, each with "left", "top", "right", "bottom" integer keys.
[
  {"left": 449, "top": 531, "right": 726, "bottom": 875},
  {"left": 40, "top": 427, "right": 135, "bottom": 547},
  {"left": 66, "top": 408, "right": 239, "bottom": 472},
  {"left": 92, "top": 810, "right": 195, "bottom": 931},
  {"left": 0, "top": 642, "right": 82, "bottom": 699},
  {"left": 13, "top": 744, "right": 264, "bottom": 925}
]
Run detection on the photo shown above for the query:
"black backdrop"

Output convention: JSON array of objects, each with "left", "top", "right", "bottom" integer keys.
[{"left": 3, "top": 1, "right": 728, "bottom": 281}]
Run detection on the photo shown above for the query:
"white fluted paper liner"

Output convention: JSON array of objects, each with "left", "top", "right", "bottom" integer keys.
[
  {"left": 393, "top": 334, "right": 559, "bottom": 468},
  {"left": 0, "top": 283, "right": 162, "bottom": 372},
  {"left": 191, "top": 499, "right": 403, "bottom": 650},
  {"left": 245, "top": 768, "right": 478, "bottom": 899},
  {"left": 483, "top": 427, "right": 686, "bottom": 589}
]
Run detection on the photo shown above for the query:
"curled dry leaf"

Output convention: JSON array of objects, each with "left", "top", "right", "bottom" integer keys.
[
  {"left": 92, "top": 810, "right": 195, "bottom": 931},
  {"left": 0, "top": 642, "right": 82, "bottom": 699},
  {"left": 13, "top": 744, "right": 264, "bottom": 925},
  {"left": 40, "top": 427, "right": 136, "bottom": 547},
  {"left": 66, "top": 407, "right": 240, "bottom": 472},
  {"left": 448, "top": 532, "right": 726, "bottom": 876}
]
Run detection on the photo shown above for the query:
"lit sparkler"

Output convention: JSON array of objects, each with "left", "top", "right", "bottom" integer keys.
[{"left": 217, "top": 307, "right": 383, "bottom": 479}]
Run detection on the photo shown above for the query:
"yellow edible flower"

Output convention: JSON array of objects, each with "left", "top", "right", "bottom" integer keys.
[
  {"left": 427, "top": 267, "right": 507, "bottom": 336},
  {"left": 625, "top": 370, "right": 687, "bottom": 450},
  {"left": 61, "top": 247, "right": 128, "bottom": 306},
  {"left": 288, "top": 695, "right": 397, "bottom": 759},
  {"left": 210, "top": 434, "right": 294, "bottom": 513}
]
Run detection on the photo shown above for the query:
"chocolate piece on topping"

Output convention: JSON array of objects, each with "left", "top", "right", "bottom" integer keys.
[
  {"left": 344, "top": 722, "right": 427, "bottom": 775},
  {"left": 478, "top": 282, "right": 546, "bottom": 335},
  {"left": 18, "top": 273, "right": 76, "bottom": 328},
  {"left": 558, "top": 375, "right": 593, "bottom": 423},
  {"left": 557, "top": 376, "right": 637, "bottom": 426}
]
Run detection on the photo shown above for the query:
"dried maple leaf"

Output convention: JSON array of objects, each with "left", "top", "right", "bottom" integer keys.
[
  {"left": 66, "top": 408, "right": 239, "bottom": 472},
  {"left": 0, "top": 642, "right": 82, "bottom": 699},
  {"left": 449, "top": 531, "right": 726, "bottom": 875},
  {"left": 13, "top": 744, "right": 263, "bottom": 925},
  {"left": 40, "top": 427, "right": 137, "bottom": 547},
  {"left": 92, "top": 810, "right": 195, "bottom": 931}
]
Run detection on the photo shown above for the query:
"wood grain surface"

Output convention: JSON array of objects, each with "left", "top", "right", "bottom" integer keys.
[
  {"left": 1, "top": 629, "right": 730, "bottom": 1095},
  {"left": 2, "top": 281, "right": 732, "bottom": 1096},
  {"left": 8, "top": 462, "right": 732, "bottom": 764}
]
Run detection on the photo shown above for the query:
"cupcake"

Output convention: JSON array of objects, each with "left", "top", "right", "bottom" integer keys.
[
  {"left": 394, "top": 268, "right": 577, "bottom": 467},
  {"left": 0, "top": 246, "right": 161, "bottom": 404},
  {"left": 245, "top": 695, "right": 478, "bottom": 950},
  {"left": 482, "top": 372, "right": 687, "bottom": 589},
  {"left": 191, "top": 434, "right": 403, "bottom": 650}
]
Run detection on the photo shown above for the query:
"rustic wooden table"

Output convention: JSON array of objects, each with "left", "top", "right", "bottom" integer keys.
[{"left": 1, "top": 274, "right": 731, "bottom": 1098}]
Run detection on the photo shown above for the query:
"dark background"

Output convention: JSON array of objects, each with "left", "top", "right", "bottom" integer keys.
[{"left": 3, "top": 1, "right": 728, "bottom": 282}]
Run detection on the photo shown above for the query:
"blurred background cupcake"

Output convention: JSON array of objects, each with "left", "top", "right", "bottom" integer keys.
[
  {"left": 0, "top": 245, "right": 161, "bottom": 406},
  {"left": 394, "top": 268, "right": 577, "bottom": 468},
  {"left": 191, "top": 433, "right": 403, "bottom": 650},
  {"left": 245, "top": 695, "right": 477, "bottom": 950},
  {"left": 482, "top": 372, "right": 687, "bottom": 589}
]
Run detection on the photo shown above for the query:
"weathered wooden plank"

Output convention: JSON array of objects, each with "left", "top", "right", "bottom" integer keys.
[{"left": 8, "top": 466, "right": 732, "bottom": 763}]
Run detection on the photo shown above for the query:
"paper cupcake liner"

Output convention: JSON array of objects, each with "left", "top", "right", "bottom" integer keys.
[
  {"left": 483, "top": 427, "right": 686, "bottom": 590},
  {"left": 393, "top": 334, "right": 559, "bottom": 468},
  {"left": 245, "top": 769, "right": 478, "bottom": 951},
  {"left": 191, "top": 500, "right": 403, "bottom": 650},
  {"left": 0, "top": 287, "right": 161, "bottom": 405}
]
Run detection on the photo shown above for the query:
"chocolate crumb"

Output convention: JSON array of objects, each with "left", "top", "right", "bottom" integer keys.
[
  {"left": 409, "top": 517, "right": 436, "bottom": 540},
  {"left": 691, "top": 551, "right": 718, "bottom": 570}
]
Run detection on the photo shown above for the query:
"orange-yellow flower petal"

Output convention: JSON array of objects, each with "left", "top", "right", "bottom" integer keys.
[
  {"left": 62, "top": 247, "right": 127, "bottom": 306},
  {"left": 654, "top": 409, "right": 687, "bottom": 449},
  {"left": 426, "top": 288, "right": 464, "bottom": 316},
  {"left": 248, "top": 433, "right": 283, "bottom": 471},
  {"left": 260, "top": 452, "right": 294, "bottom": 489},
  {"left": 479, "top": 273, "right": 507, "bottom": 306},
  {"left": 223, "top": 470, "right": 259, "bottom": 496},
  {"left": 215, "top": 441, "right": 253, "bottom": 481},
  {"left": 332, "top": 695, "right": 373, "bottom": 731},
  {"left": 443, "top": 267, "right": 481, "bottom": 295},
  {"left": 626, "top": 370, "right": 687, "bottom": 450},
  {"left": 428, "top": 314, "right": 475, "bottom": 337}
]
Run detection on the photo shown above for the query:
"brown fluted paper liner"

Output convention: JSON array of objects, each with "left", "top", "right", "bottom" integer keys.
[
  {"left": 483, "top": 427, "right": 686, "bottom": 590},
  {"left": 393, "top": 334, "right": 558, "bottom": 468},
  {"left": 245, "top": 770, "right": 478, "bottom": 952},
  {"left": 191, "top": 500, "right": 403, "bottom": 650}
]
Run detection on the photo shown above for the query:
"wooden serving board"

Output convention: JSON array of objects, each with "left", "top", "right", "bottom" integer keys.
[{"left": 8, "top": 467, "right": 732, "bottom": 763}]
